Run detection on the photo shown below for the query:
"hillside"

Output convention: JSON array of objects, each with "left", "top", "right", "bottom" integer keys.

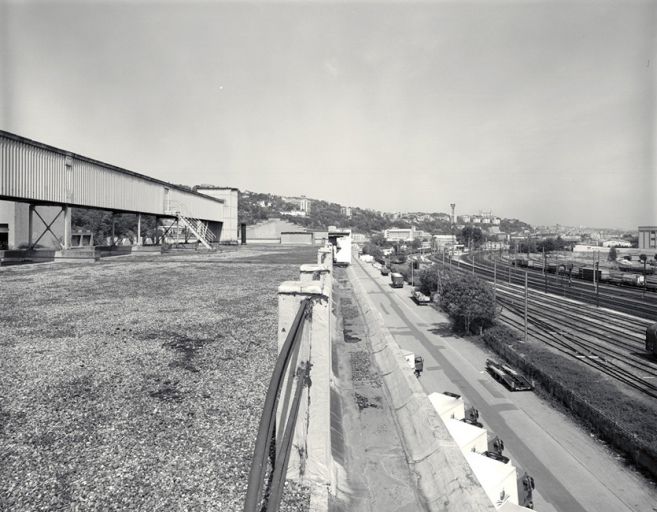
[{"left": 238, "top": 190, "right": 531, "bottom": 236}]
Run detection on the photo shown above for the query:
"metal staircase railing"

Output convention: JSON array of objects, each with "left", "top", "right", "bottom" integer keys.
[{"left": 176, "top": 213, "right": 216, "bottom": 249}]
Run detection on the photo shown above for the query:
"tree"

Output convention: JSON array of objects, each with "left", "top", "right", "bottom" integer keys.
[
  {"left": 419, "top": 265, "right": 496, "bottom": 333},
  {"left": 439, "top": 271, "right": 496, "bottom": 333},
  {"left": 608, "top": 246, "right": 618, "bottom": 261},
  {"left": 458, "top": 227, "right": 484, "bottom": 249}
]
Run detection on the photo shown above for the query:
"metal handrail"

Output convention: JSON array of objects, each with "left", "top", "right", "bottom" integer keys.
[{"left": 244, "top": 298, "right": 311, "bottom": 512}]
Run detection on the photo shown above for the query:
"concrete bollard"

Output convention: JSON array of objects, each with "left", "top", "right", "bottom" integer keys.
[
  {"left": 317, "top": 247, "right": 333, "bottom": 270},
  {"left": 300, "top": 264, "right": 330, "bottom": 285}
]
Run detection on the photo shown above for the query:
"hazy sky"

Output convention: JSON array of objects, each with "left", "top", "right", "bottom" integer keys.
[{"left": 2, "top": 0, "right": 656, "bottom": 228}]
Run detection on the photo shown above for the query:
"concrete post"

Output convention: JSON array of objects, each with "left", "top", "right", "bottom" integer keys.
[
  {"left": 136, "top": 213, "right": 142, "bottom": 246},
  {"left": 317, "top": 247, "right": 333, "bottom": 270},
  {"left": 111, "top": 213, "right": 116, "bottom": 246},
  {"left": 28, "top": 204, "right": 34, "bottom": 248},
  {"left": 277, "top": 280, "right": 332, "bottom": 487},
  {"left": 63, "top": 206, "right": 72, "bottom": 249}
]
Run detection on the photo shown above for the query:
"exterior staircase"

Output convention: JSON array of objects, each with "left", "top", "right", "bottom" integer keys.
[{"left": 176, "top": 213, "right": 216, "bottom": 249}]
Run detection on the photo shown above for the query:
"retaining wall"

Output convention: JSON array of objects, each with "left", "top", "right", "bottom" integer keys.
[{"left": 346, "top": 262, "right": 495, "bottom": 511}]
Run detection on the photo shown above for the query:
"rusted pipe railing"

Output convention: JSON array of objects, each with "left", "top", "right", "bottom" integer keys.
[{"left": 244, "top": 298, "right": 311, "bottom": 512}]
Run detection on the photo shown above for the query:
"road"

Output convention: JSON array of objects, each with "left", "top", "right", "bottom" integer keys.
[{"left": 353, "top": 258, "right": 657, "bottom": 512}]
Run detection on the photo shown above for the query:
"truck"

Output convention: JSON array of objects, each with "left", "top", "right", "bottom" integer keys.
[
  {"left": 486, "top": 359, "right": 534, "bottom": 391},
  {"left": 390, "top": 272, "right": 404, "bottom": 288},
  {"left": 328, "top": 227, "right": 352, "bottom": 266}
]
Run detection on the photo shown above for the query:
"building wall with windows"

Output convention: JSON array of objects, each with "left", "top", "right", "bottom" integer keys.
[{"left": 639, "top": 226, "right": 657, "bottom": 250}]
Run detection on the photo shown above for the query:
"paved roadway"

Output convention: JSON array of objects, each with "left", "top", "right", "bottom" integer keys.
[{"left": 353, "top": 258, "right": 657, "bottom": 512}]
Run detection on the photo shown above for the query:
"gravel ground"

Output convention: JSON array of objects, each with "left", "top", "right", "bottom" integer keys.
[{"left": 0, "top": 246, "right": 316, "bottom": 511}]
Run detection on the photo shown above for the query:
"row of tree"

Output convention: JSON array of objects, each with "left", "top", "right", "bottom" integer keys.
[{"left": 71, "top": 209, "right": 160, "bottom": 245}]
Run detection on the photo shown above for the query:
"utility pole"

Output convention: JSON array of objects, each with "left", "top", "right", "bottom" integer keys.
[
  {"left": 594, "top": 256, "right": 600, "bottom": 307},
  {"left": 493, "top": 260, "right": 497, "bottom": 305},
  {"left": 543, "top": 247, "right": 548, "bottom": 294},
  {"left": 524, "top": 271, "right": 528, "bottom": 342}
]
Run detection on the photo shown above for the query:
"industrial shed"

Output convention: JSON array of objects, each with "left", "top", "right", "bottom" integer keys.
[
  {"left": 245, "top": 218, "right": 311, "bottom": 244},
  {"left": 0, "top": 130, "right": 237, "bottom": 249},
  {"left": 280, "top": 232, "right": 314, "bottom": 245}
]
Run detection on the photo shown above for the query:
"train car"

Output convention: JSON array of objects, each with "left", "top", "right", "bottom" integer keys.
[
  {"left": 646, "top": 323, "right": 657, "bottom": 355},
  {"left": 579, "top": 267, "right": 609, "bottom": 283},
  {"left": 621, "top": 273, "right": 645, "bottom": 286},
  {"left": 486, "top": 359, "right": 534, "bottom": 391}
]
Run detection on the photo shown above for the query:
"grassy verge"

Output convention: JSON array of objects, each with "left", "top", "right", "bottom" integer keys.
[{"left": 0, "top": 248, "right": 312, "bottom": 510}]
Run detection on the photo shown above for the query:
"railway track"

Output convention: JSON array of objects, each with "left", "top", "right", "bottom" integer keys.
[
  {"left": 453, "top": 253, "right": 657, "bottom": 320},
  {"left": 429, "top": 256, "right": 657, "bottom": 399},
  {"left": 494, "top": 283, "right": 657, "bottom": 397}
]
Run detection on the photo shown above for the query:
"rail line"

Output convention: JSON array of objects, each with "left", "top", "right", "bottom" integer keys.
[
  {"left": 429, "top": 257, "right": 657, "bottom": 399},
  {"left": 441, "top": 253, "right": 657, "bottom": 320}
]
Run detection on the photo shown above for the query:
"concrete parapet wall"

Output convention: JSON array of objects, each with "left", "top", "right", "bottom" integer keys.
[
  {"left": 277, "top": 258, "right": 334, "bottom": 509},
  {"left": 346, "top": 262, "right": 496, "bottom": 511}
]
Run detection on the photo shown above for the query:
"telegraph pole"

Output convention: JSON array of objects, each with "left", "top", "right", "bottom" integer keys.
[
  {"left": 493, "top": 260, "right": 497, "bottom": 305},
  {"left": 524, "top": 271, "right": 528, "bottom": 342}
]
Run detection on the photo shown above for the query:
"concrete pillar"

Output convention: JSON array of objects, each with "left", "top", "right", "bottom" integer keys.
[
  {"left": 136, "top": 213, "right": 142, "bottom": 246},
  {"left": 300, "top": 264, "right": 330, "bottom": 285},
  {"left": 317, "top": 247, "right": 333, "bottom": 269},
  {"left": 63, "top": 206, "right": 72, "bottom": 249},
  {"left": 28, "top": 204, "right": 34, "bottom": 248},
  {"left": 111, "top": 213, "right": 116, "bottom": 246},
  {"left": 277, "top": 280, "right": 332, "bottom": 487}
]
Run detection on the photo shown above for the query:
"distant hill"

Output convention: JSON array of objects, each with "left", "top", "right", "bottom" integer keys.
[{"left": 238, "top": 190, "right": 532, "bottom": 236}]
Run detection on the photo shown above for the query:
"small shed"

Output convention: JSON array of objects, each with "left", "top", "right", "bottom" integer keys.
[
  {"left": 280, "top": 232, "right": 314, "bottom": 245},
  {"left": 445, "top": 418, "right": 488, "bottom": 455},
  {"left": 465, "top": 452, "right": 518, "bottom": 509},
  {"left": 428, "top": 392, "right": 465, "bottom": 421}
]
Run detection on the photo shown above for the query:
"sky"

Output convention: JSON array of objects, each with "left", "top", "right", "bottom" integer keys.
[{"left": 1, "top": 0, "right": 656, "bottom": 229}]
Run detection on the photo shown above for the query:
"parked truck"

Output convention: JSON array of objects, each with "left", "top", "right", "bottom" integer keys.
[{"left": 390, "top": 272, "right": 404, "bottom": 288}]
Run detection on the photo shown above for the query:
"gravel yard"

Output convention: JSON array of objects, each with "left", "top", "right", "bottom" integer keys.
[{"left": 0, "top": 246, "right": 317, "bottom": 511}]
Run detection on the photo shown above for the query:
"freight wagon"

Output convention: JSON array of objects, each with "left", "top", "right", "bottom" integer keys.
[{"left": 486, "top": 360, "right": 534, "bottom": 391}]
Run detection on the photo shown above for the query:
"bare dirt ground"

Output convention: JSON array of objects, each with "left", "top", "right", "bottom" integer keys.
[{"left": 0, "top": 245, "right": 317, "bottom": 511}]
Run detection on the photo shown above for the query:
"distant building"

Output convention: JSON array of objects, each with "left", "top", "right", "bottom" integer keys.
[
  {"left": 385, "top": 227, "right": 415, "bottom": 242},
  {"left": 283, "top": 195, "right": 312, "bottom": 213},
  {"left": 602, "top": 240, "right": 632, "bottom": 248},
  {"left": 638, "top": 226, "right": 657, "bottom": 250},
  {"left": 341, "top": 206, "right": 352, "bottom": 217},
  {"left": 194, "top": 186, "right": 239, "bottom": 243}
]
